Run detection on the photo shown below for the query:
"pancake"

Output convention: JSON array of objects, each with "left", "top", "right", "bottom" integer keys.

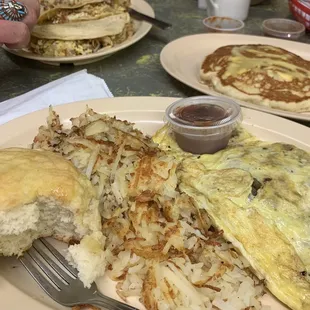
[
  {"left": 40, "top": 0, "right": 104, "bottom": 12},
  {"left": 37, "top": 0, "right": 128, "bottom": 24},
  {"left": 32, "top": 13, "right": 130, "bottom": 40},
  {"left": 40, "top": 0, "right": 130, "bottom": 13},
  {"left": 200, "top": 44, "right": 310, "bottom": 112},
  {"left": 30, "top": 0, "right": 133, "bottom": 56}
]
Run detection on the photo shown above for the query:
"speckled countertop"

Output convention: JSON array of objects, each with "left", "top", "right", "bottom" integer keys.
[{"left": 0, "top": 0, "right": 309, "bottom": 125}]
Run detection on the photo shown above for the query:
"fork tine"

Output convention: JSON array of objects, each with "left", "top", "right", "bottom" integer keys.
[
  {"left": 33, "top": 240, "right": 74, "bottom": 283},
  {"left": 40, "top": 238, "right": 78, "bottom": 277},
  {"left": 19, "top": 252, "right": 59, "bottom": 298},
  {"left": 21, "top": 241, "right": 140, "bottom": 310},
  {"left": 27, "top": 247, "right": 66, "bottom": 289}
]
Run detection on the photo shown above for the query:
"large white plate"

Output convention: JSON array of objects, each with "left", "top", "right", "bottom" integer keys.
[
  {"left": 1, "top": 96, "right": 309, "bottom": 310},
  {"left": 3, "top": 0, "right": 153, "bottom": 66},
  {"left": 160, "top": 33, "right": 310, "bottom": 122}
]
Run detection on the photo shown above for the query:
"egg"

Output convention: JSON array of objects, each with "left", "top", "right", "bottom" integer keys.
[{"left": 152, "top": 125, "right": 310, "bottom": 310}]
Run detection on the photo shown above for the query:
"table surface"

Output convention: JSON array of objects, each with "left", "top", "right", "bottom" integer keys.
[{"left": 0, "top": 0, "right": 309, "bottom": 126}]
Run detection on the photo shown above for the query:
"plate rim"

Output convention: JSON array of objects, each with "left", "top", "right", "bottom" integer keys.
[
  {"left": 3, "top": 0, "right": 153, "bottom": 63},
  {"left": 0, "top": 96, "right": 309, "bottom": 310},
  {"left": 159, "top": 33, "right": 310, "bottom": 122},
  {"left": 0, "top": 96, "right": 309, "bottom": 147}
]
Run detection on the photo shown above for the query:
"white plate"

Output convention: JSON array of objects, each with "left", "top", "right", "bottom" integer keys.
[
  {"left": 1, "top": 96, "right": 309, "bottom": 310},
  {"left": 3, "top": 0, "right": 153, "bottom": 66},
  {"left": 160, "top": 33, "right": 310, "bottom": 122}
]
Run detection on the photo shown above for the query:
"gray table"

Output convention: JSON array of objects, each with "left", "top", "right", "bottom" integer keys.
[{"left": 0, "top": 0, "right": 309, "bottom": 125}]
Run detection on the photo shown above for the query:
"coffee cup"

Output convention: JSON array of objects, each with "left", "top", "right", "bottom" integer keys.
[{"left": 206, "top": 0, "right": 251, "bottom": 21}]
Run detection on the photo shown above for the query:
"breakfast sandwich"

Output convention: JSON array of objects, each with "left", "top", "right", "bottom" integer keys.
[
  {"left": 200, "top": 44, "right": 310, "bottom": 112},
  {"left": 30, "top": 0, "right": 133, "bottom": 56}
]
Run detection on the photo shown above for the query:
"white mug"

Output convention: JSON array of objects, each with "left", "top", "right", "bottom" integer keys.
[{"left": 206, "top": 0, "right": 251, "bottom": 21}]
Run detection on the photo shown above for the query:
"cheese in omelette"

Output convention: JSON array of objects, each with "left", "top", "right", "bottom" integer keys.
[{"left": 153, "top": 125, "right": 310, "bottom": 310}]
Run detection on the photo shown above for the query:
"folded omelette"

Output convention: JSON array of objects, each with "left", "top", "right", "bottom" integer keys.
[{"left": 153, "top": 125, "right": 310, "bottom": 310}]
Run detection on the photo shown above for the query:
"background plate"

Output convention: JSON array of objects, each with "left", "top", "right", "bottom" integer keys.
[
  {"left": 160, "top": 33, "right": 310, "bottom": 122},
  {"left": 1, "top": 96, "right": 309, "bottom": 310},
  {"left": 3, "top": 0, "right": 153, "bottom": 66}
]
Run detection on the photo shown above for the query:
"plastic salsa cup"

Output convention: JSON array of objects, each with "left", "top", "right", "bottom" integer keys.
[{"left": 165, "top": 96, "right": 242, "bottom": 154}]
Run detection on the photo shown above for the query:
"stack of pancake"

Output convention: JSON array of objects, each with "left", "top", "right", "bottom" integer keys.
[{"left": 30, "top": 0, "right": 133, "bottom": 57}]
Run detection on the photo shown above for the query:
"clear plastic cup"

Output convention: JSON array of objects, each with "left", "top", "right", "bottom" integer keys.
[
  {"left": 262, "top": 18, "right": 305, "bottom": 40},
  {"left": 165, "top": 96, "right": 242, "bottom": 154},
  {"left": 203, "top": 16, "right": 245, "bottom": 33}
]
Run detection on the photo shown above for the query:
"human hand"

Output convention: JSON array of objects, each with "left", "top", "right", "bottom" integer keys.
[{"left": 0, "top": 0, "right": 40, "bottom": 49}]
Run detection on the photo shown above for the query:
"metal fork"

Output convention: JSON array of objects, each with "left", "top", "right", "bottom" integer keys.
[{"left": 19, "top": 238, "right": 138, "bottom": 310}]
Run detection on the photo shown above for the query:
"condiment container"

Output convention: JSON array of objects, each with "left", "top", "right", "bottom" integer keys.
[
  {"left": 203, "top": 16, "right": 245, "bottom": 33},
  {"left": 165, "top": 96, "right": 242, "bottom": 154},
  {"left": 262, "top": 18, "right": 305, "bottom": 40}
]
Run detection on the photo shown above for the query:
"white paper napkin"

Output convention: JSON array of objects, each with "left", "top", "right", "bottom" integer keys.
[{"left": 0, "top": 69, "right": 113, "bottom": 125}]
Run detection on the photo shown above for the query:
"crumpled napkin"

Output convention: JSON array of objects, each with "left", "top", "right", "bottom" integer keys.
[{"left": 0, "top": 70, "right": 113, "bottom": 126}]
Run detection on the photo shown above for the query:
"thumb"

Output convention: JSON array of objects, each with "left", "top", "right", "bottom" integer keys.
[{"left": 0, "top": 20, "right": 30, "bottom": 48}]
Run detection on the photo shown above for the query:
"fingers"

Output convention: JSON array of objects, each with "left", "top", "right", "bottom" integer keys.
[
  {"left": 0, "top": 20, "right": 30, "bottom": 49},
  {"left": 21, "top": 0, "right": 40, "bottom": 17},
  {"left": 20, "top": 0, "right": 40, "bottom": 30},
  {"left": 21, "top": 5, "right": 38, "bottom": 31},
  {"left": 0, "top": 0, "right": 40, "bottom": 48}
]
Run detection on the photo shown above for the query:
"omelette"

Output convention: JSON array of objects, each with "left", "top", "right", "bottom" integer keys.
[
  {"left": 200, "top": 44, "right": 310, "bottom": 112},
  {"left": 153, "top": 125, "right": 310, "bottom": 310}
]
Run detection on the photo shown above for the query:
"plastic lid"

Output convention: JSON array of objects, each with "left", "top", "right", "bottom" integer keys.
[
  {"left": 165, "top": 96, "right": 242, "bottom": 136},
  {"left": 262, "top": 18, "right": 305, "bottom": 39},
  {"left": 203, "top": 16, "right": 245, "bottom": 33}
]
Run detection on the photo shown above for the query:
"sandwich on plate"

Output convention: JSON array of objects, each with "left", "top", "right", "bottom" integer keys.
[{"left": 30, "top": 0, "right": 133, "bottom": 57}]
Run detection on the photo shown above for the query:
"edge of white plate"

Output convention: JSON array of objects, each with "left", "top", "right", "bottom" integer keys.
[
  {"left": 0, "top": 96, "right": 309, "bottom": 149},
  {"left": 159, "top": 33, "right": 310, "bottom": 122},
  {"left": 3, "top": 0, "right": 154, "bottom": 64}
]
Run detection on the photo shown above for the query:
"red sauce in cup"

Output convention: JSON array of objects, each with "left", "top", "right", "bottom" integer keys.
[{"left": 166, "top": 96, "right": 242, "bottom": 154}]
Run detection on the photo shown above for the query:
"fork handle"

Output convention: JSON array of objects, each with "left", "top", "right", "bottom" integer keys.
[{"left": 88, "top": 292, "right": 139, "bottom": 310}]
